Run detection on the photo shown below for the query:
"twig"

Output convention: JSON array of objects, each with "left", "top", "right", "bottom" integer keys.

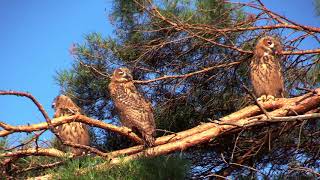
[
  {"left": 270, "top": 113, "right": 320, "bottom": 121},
  {"left": 289, "top": 166, "right": 320, "bottom": 177},
  {"left": 14, "top": 161, "right": 65, "bottom": 175},
  {"left": 297, "top": 120, "right": 307, "bottom": 150},
  {"left": 204, "top": 173, "right": 231, "bottom": 180},
  {"left": 296, "top": 87, "right": 318, "bottom": 94},
  {"left": 134, "top": 61, "right": 242, "bottom": 84},
  {"left": 221, "top": 153, "right": 266, "bottom": 176},
  {"left": 78, "top": 60, "right": 110, "bottom": 78},
  {"left": 241, "top": 84, "right": 271, "bottom": 119},
  {"left": 230, "top": 130, "right": 243, "bottom": 162},
  {"left": 4, "top": 130, "right": 47, "bottom": 151}
]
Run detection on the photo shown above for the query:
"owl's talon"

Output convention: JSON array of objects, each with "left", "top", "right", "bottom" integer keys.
[
  {"left": 257, "top": 95, "right": 267, "bottom": 102},
  {"left": 266, "top": 95, "right": 276, "bottom": 101}
]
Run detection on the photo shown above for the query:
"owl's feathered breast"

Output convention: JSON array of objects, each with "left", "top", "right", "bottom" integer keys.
[
  {"left": 251, "top": 54, "right": 279, "bottom": 77},
  {"left": 250, "top": 54, "right": 284, "bottom": 97}
]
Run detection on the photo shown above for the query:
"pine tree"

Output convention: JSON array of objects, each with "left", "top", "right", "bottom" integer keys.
[{"left": 51, "top": 0, "right": 320, "bottom": 178}]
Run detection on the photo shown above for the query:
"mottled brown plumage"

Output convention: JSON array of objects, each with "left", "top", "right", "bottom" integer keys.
[
  {"left": 52, "top": 95, "right": 90, "bottom": 155},
  {"left": 250, "top": 36, "right": 284, "bottom": 101},
  {"left": 108, "top": 68, "right": 156, "bottom": 146}
]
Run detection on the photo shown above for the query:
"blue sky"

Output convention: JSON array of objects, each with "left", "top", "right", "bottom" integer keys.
[
  {"left": 0, "top": 0, "right": 319, "bottom": 146},
  {"left": 0, "top": 0, "right": 113, "bottom": 145}
]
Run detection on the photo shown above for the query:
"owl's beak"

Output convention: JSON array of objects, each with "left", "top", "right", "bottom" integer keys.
[
  {"left": 273, "top": 47, "right": 282, "bottom": 55},
  {"left": 270, "top": 46, "right": 279, "bottom": 55},
  {"left": 124, "top": 74, "right": 133, "bottom": 80}
]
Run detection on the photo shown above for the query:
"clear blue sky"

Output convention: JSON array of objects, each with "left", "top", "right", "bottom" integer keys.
[
  {"left": 0, "top": 0, "right": 319, "bottom": 146},
  {"left": 0, "top": 0, "right": 113, "bottom": 145}
]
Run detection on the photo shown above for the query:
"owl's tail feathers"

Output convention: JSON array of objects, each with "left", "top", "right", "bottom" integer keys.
[{"left": 143, "top": 134, "right": 155, "bottom": 147}]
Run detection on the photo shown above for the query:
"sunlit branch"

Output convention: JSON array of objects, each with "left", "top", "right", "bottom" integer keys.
[{"left": 0, "top": 114, "right": 143, "bottom": 144}]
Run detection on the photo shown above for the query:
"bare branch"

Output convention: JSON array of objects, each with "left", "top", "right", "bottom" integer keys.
[
  {"left": 134, "top": 61, "right": 242, "bottom": 84},
  {"left": 0, "top": 114, "right": 143, "bottom": 144}
]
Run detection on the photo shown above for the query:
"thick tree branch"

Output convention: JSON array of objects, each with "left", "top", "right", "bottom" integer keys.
[
  {"left": 24, "top": 88, "right": 320, "bottom": 179},
  {"left": 79, "top": 88, "right": 320, "bottom": 174},
  {"left": 0, "top": 148, "right": 66, "bottom": 158}
]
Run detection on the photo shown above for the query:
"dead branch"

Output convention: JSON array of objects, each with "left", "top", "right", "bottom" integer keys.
[
  {"left": 134, "top": 61, "right": 242, "bottom": 84},
  {"left": 289, "top": 166, "right": 320, "bottom": 177},
  {"left": 135, "top": 0, "right": 320, "bottom": 57},
  {"left": 14, "top": 161, "right": 65, "bottom": 175},
  {"left": 0, "top": 114, "right": 143, "bottom": 144},
  {"left": 0, "top": 90, "right": 64, "bottom": 149}
]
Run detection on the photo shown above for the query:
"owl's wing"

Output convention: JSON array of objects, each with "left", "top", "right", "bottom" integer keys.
[
  {"left": 123, "top": 105, "right": 155, "bottom": 146},
  {"left": 110, "top": 83, "right": 156, "bottom": 145},
  {"left": 270, "top": 60, "right": 285, "bottom": 97},
  {"left": 121, "top": 86, "right": 154, "bottom": 122}
]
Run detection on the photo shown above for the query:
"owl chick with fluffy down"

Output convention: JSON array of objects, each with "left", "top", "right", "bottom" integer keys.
[
  {"left": 250, "top": 36, "right": 285, "bottom": 101},
  {"left": 108, "top": 68, "right": 156, "bottom": 147},
  {"left": 52, "top": 95, "right": 90, "bottom": 155}
]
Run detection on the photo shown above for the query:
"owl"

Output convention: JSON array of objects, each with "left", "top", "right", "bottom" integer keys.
[
  {"left": 52, "top": 95, "right": 90, "bottom": 155},
  {"left": 108, "top": 68, "right": 156, "bottom": 147},
  {"left": 250, "top": 36, "right": 284, "bottom": 101}
]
